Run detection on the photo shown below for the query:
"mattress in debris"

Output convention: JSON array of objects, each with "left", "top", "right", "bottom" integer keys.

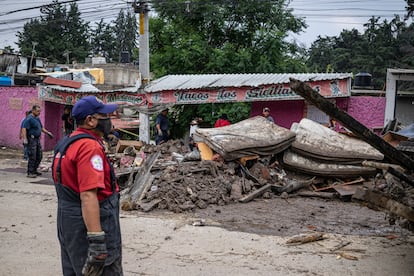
[
  {"left": 290, "top": 118, "right": 384, "bottom": 163},
  {"left": 194, "top": 116, "right": 296, "bottom": 161},
  {"left": 282, "top": 150, "right": 377, "bottom": 177}
]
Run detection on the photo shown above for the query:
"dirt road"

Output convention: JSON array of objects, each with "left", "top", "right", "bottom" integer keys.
[{"left": 0, "top": 153, "right": 413, "bottom": 276}]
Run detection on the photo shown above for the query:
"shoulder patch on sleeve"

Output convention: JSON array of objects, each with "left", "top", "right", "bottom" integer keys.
[{"left": 90, "top": 155, "right": 104, "bottom": 171}]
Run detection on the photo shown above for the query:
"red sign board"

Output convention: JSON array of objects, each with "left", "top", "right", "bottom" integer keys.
[{"left": 147, "top": 79, "right": 349, "bottom": 105}]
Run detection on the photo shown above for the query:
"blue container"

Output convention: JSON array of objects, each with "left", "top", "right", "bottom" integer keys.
[{"left": 0, "top": 76, "right": 12, "bottom": 86}]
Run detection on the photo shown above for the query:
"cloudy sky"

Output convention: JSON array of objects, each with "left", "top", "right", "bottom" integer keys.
[
  {"left": 0, "top": 0, "right": 408, "bottom": 50},
  {"left": 289, "top": 0, "right": 407, "bottom": 47}
]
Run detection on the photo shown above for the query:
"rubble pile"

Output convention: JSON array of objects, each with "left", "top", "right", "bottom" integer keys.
[
  {"left": 141, "top": 160, "right": 232, "bottom": 212},
  {"left": 117, "top": 116, "right": 414, "bottom": 230},
  {"left": 119, "top": 140, "right": 281, "bottom": 213}
]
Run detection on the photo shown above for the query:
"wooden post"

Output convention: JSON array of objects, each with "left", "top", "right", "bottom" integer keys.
[{"left": 289, "top": 78, "right": 414, "bottom": 171}]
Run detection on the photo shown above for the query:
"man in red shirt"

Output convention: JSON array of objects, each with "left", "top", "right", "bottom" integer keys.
[
  {"left": 214, "top": 113, "right": 231, "bottom": 128},
  {"left": 52, "top": 96, "right": 122, "bottom": 275}
]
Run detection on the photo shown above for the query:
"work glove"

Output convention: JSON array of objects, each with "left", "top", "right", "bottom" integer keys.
[
  {"left": 82, "top": 232, "right": 108, "bottom": 276},
  {"left": 47, "top": 132, "right": 54, "bottom": 139},
  {"left": 23, "top": 139, "right": 28, "bottom": 145},
  {"left": 157, "top": 129, "right": 163, "bottom": 136}
]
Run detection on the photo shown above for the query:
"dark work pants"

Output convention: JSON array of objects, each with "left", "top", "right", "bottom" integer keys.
[
  {"left": 27, "top": 136, "right": 42, "bottom": 174},
  {"left": 23, "top": 143, "right": 28, "bottom": 160},
  {"left": 155, "top": 132, "right": 169, "bottom": 145},
  {"left": 56, "top": 184, "right": 123, "bottom": 276}
]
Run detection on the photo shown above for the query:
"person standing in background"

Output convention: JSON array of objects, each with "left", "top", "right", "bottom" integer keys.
[
  {"left": 19, "top": 110, "right": 31, "bottom": 160},
  {"left": 189, "top": 117, "right": 202, "bottom": 151},
  {"left": 22, "top": 105, "right": 54, "bottom": 178},
  {"left": 214, "top": 114, "right": 231, "bottom": 128},
  {"left": 155, "top": 108, "right": 169, "bottom": 145},
  {"left": 61, "top": 105, "right": 74, "bottom": 136},
  {"left": 262, "top": 107, "right": 274, "bottom": 123}
]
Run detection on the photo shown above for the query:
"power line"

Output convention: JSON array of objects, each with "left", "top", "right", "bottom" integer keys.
[{"left": 0, "top": 0, "right": 79, "bottom": 16}]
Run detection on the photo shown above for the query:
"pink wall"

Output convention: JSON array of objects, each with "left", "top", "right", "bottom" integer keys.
[
  {"left": 251, "top": 100, "right": 305, "bottom": 129},
  {"left": 0, "top": 86, "right": 63, "bottom": 151},
  {"left": 347, "top": 96, "right": 385, "bottom": 131},
  {"left": 250, "top": 96, "right": 384, "bottom": 132}
]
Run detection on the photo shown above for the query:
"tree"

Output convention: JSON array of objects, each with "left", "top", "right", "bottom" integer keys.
[
  {"left": 90, "top": 19, "right": 116, "bottom": 61},
  {"left": 148, "top": 0, "right": 307, "bottom": 138},
  {"left": 307, "top": 36, "right": 336, "bottom": 72},
  {"left": 405, "top": 0, "right": 414, "bottom": 19},
  {"left": 307, "top": 15, "right": 412, "bottom": 89},
  {"left": 112, "top": 10, "right": 138, "bottom": 63},
  {"left": 149, "top": 0, "right": 307, "bottom": 77},
  {"left": 17, "top": 0, "right": 90, "bottom": 64}
]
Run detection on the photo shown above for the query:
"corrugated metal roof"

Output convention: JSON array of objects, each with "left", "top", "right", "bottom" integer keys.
[
  {"left": 44, "top": 83, "right": 100, "bottom": 92},
  {"left": 42, "top": 84, "right": 138, "bottom": 93},
  {"left": 144, "top": 73, "right": 352, "bottom": 93}
]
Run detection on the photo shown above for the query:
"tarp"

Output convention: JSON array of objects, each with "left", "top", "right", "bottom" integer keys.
[
  {"left": 194, "top": 116, "right": 296, "bottom": 161},
  {"left": 397, "top": 123, "right": 414, "bottom": 138}
]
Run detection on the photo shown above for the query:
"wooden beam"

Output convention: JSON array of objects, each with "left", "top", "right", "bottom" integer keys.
[
  {"left": 353, "top": 188, "right": 414, "bottom": 222},
  {"left": 238, "top": 184, "right": 272, "bottom": 203},
  {"left": 289, "top": 78, "right": 414, "bottom": 171}
]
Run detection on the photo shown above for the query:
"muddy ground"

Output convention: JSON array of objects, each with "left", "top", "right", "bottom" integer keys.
[
  {"left": 1, "top": 147, "right": 414, "bottom": 275},
  {"left": 131, "top": 193, "right": 411, "bottom": 238},
  {"left": 1, "top": 146, "right": 411, "bottom": 238}
]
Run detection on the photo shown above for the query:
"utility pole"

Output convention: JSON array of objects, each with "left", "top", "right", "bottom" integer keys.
[
  {"left": 63, "top": 50, "right": 71, "bottom": 65},
  {"left": 28, "top": 42, "right": 38, "bottom": 74},
  {"left": 134, "top": 0, "right": 151, "bottom": 143}
]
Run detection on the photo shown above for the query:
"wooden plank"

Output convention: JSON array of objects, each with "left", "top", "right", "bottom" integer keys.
[
  {"left": 387, "top": 167, "right": 414, "bottom": 187},
  {"left": 295, "top": 191, "right": 336, "bottom": 199},
  {"left": 289, "top": 78, "right": 414, "bottom": 171},
  {"left": 238, "top": 184, "right": 272, "bottom": 203},
  {"left": 314, "top": 177, "right": 364, "bottom": 192},
  {"left": 272, "top": 177, "right": 315, "bottom": 193},
  {"left": 43, "top": 76, "right": 82, "bottom": 88},
  {"left": 286, "top": 232, "right": 324, "bottom": 245},
  {"left": 138, "top": 174, "right": 155, "bottom": 201},
  {"left": 116, "top": 140, "right": 144, "bottom": 153},
  {"left": 122, "top": 151, "right": 160, "bottom": 203},
  {"left": 198, "top": 142, "right": 214, "bottom": 160},
  {"left": 352, "top": 188, "right": 414, "bottom": 222},
  {"left": 362, "top": 160, "right": 405, "bottom": 172}
]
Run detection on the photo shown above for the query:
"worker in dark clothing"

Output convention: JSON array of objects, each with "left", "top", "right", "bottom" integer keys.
[
  {"left": 19, "top": 110, "right": 31, "bottom": 160},
  {"left": 61, "top": 105, "right": 74, "bottom": 136},
  {"left": 155, "top": 108, "right": 169, "bottom": 145},
  {"left": 22, "top": 105, "right": 54, "bottom": 178},
  {"left": 52, "top": 96, "right": 123, "bottom": 275}
]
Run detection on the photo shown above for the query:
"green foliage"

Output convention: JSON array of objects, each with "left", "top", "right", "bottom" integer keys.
[
  {"left": 167, "top": 102, "right": 252, "bottom": 139},
  {"left": 148, "top": 0, "right": 307, "bottom": 137},
  {"left": 90, "top": 19, "right": 116, "bottom": 61},
  {"left": 149, "top": 0, "right": 307, "bottom": 77},
  {"left": 3, "top": 46, "right": 16, "bottom": 54},
  {"left": 307, "top": 15, "right": 413, "bottom": 89},
  {"left": 89, "top": 10, "right": 138, "bottom": 63},
  {"left": 406, "top": 0, "right": 414, "bottom": 19},
  {"left": 17, "top": 1, "right": 90, "bottom": 64},
  {"left": 112, "top": 10, "right": 138, "bottom": 62}
]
